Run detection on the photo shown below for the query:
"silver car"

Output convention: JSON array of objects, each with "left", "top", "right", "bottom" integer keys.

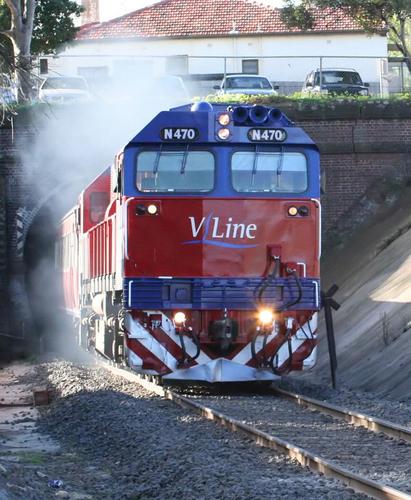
[
  {"left": 39, "top": 76, "right": 92, "bottom": 104},
  {"left": 214, "top": 74, "right": 278, "bottom": 95}
]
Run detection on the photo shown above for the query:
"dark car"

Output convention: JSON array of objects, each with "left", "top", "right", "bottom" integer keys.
[{"left": 302, "top": 69, "right": 369, "bottom": 96}]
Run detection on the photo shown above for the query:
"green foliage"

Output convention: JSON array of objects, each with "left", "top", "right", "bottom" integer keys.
[
  {"left": 281, "top": 0, "right": 411, "bottom": 71},
  {"left": 0, "top": 1, "right": 9, "bottom": 28},
  {"left": 31, "top": 0, "right": 83, "bottom": 55},
  {"left": 282, "top": 0, "right": 411, "bottom": 31},
  {"left": 0, "top": 0, "right": 83, "bottom": 56},
  {"left": 198, "top": 92, "right": 411, "bottom": 106},
  {"left": 281, "top": 3, "right": 315, "bottom": 31}
]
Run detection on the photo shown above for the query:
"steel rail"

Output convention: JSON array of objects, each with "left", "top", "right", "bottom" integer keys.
[
  {"left": 272, "top": 386, "right": 411, "bottom": 444},
  {"left": 102, "top": 363, "right": 410, "bottom": 500}
]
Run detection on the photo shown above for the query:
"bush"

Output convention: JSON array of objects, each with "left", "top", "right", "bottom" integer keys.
[{"left": 194, "top": 92, "right": 411, "bottom": 107}]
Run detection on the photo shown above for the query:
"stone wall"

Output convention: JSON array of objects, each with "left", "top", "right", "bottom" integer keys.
[{"left": 0, "top": 121, "right": 36, "bottom": 351}]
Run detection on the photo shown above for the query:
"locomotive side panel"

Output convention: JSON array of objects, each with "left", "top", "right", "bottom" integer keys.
[{"left": 57, "top": 209, "right": 80, "bottom": 317}]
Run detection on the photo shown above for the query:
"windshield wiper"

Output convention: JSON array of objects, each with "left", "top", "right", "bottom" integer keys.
[
  {"left": 251, "top": 145, "right": 259, "bottom": 186},
  {"left": 180, "top": 145, "right": 189, "bottom": 174},
  {"left": 276, "top": 147, "right": 285, "bottom": 188},
  {"left": 153, "top": 144, "right": 163, "bottom": 174}
]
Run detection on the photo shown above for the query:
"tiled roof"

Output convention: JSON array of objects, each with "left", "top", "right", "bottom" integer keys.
[{"left": 76, "top": 0, "right": 364, "bottom": 41}]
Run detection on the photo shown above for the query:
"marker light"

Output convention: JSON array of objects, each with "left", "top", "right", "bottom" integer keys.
[
  {"left": 217, "top": 128, "right": 231, "bottom": 140},
  {"left": 136, "top": 204, "right": 147, "bottom": 215},
  {"left": 217, "top": 112, "right": 231, "bottom": 126},
  {"left": 288, "top": 206, "right": 298, "bottom": 216},
  {"left": 258, "top": 309, "right": 274, "bottom": 326},
  {"left": 147, "top": 204, "right": 158, "bottom": 215},
  {"left": 174, "top": 312, "right": 186, "bottom": 325}
]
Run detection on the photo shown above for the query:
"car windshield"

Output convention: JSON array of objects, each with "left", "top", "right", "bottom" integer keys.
[
  {"left": 42, "top": 78, "right": 87, "bottom": 90},
  {"left": 231, "top": 151, "right": 307, "bottom": 193},
  {"left": 136, "top": 150, "right": 214, "bottom": 192},
  {"left": 225, "top": 77, "right": 272, "bottom": 90},
  {"left": 316, "top": 71, "right": 362, "bottom": 85}
]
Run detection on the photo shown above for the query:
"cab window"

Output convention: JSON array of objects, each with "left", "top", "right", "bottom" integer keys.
[
  {"left": 231, "top": 151, "right": 307, "bottom": 193},
  {"left": 136, "top": 150, "right": 214, "bottom": 192}
]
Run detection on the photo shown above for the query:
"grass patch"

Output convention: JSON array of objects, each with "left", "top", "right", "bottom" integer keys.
[{"left": 15, "top": 451, "right": 45, "bottom": 465}]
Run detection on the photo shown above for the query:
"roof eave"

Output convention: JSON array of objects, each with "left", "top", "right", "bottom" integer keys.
[{"left": 76, "top": 28, "right": 372, "bottom": 43}]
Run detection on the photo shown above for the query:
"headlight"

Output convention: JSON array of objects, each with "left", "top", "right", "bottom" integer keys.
[
  {"left": 258, "top": 309, "right": 274, "bottom": 326},
  {"left": 217, "top": 112, "right": 231, "bottom": 126},
  {"left": 320, "top": 88, "right": 329, "bottom": 95},
  {"left": 359, "top": 89, "right": 369, "bottom": 96},
  {"left": 217, "top": 128, "right": 231, "bottom": 140},
  {"left": 174, "top": 312, "right": 186, "bottom": 325},
  {"left": 147, "top": 204, "right": 158, "bottom": 215},
  {"left": 288, "top": 206, "right": 298, "bottom": 217}
]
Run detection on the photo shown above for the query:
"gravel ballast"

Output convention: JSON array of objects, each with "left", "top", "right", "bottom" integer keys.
[
  {"left": 279, "top": 376, "right": 411, "bottom": 428},
  {"left": 189, "top": 389, "right": 411, "bottom": 494},
  {"left": 3, "top": 359, "right": 370, "bottom": 499}
]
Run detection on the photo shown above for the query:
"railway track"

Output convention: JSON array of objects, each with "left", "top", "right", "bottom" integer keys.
[
  {"left": 271, "top": 386, "right": 411, "bottom": 444},
  {"left": 102, "top": 362, "right": 411, "bottom": 500}
]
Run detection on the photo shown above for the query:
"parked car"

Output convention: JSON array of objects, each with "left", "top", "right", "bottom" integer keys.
[
  {"left": 99, "top": 74, "right": 190, "bottom": 106},
  {"left": 152, "top": 75, "right": 190, "bottom": 102},
  {"left": 302, "top": 69, "right": 369, "bottom": 96},
  {"left": 38, "top": 76, "right": 92, "bottom": 103},
  {"left": 214, "top": 74, "right": 278, "bottom": 95}
]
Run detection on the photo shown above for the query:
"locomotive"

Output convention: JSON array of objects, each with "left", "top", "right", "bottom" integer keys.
[{"left": 57, "top": 102, "right": 321, "bottom": 383}]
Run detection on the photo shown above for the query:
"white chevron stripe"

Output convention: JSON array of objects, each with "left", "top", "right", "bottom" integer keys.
[
  {"left": 156, "top": 311, "right": 212, "bottom": 364},
  {"left": 125, "top": 314, "right": 178, "bottom": 371},
  {"left": 126, "top": 313, "right": 318, "bottom": 374},
  {"left": 295, "top": 313, "right": 318, "bottom": 339},
  {"left": 233, "top": 315, "right": 317, "bottom": 366},
  {"left": 273, "top": 337, "right": 305, "bottom": 368},
  {"left": 232, "top": 331, "right": 278, "bottom": 364}
]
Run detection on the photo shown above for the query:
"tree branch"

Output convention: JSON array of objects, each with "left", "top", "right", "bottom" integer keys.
[
  {"left": 3, "top": 0, "right": 19, "bottom": 18},
  {"left": 25, "top": 0, "right": 37, "bottom": 31},
  {"left": 0, "top": 31, "right": 14, "bottom": 44}
]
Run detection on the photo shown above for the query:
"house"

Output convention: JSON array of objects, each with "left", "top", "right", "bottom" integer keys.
[{"left": 45, "top": 0, "right": 388, "bottom": 95}]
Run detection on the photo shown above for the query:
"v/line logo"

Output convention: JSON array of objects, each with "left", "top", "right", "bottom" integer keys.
[{"left": 183, "top": 213, "right": 258, "bottom": 249}]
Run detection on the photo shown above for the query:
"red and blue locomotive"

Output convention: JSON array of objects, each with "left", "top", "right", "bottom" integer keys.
[{"left": 57, "top": 102, "right": 321, "bottom": 383}]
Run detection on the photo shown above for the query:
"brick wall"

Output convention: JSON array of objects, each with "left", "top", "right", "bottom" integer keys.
[
  {"left": 0, "top": 123, "right": 37, "bottom": 351},
  {"left": 2, "top": 115, "right": 410, "bottom": 241},
  {"left": 297, "top": 118, "right": 411, "bottom": 233}
]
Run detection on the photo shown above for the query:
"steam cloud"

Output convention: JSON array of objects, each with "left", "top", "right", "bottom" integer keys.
[{"left": 21, "top": 68, "right": 191, "bottom": 360}]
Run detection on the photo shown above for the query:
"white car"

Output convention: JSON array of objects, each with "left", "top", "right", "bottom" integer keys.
[
  {"left": 39, "top": 76, "right": 92, "bottom": 104},
  {"left": 214, "top": 74, "right": 278, "bottom": 95}
]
